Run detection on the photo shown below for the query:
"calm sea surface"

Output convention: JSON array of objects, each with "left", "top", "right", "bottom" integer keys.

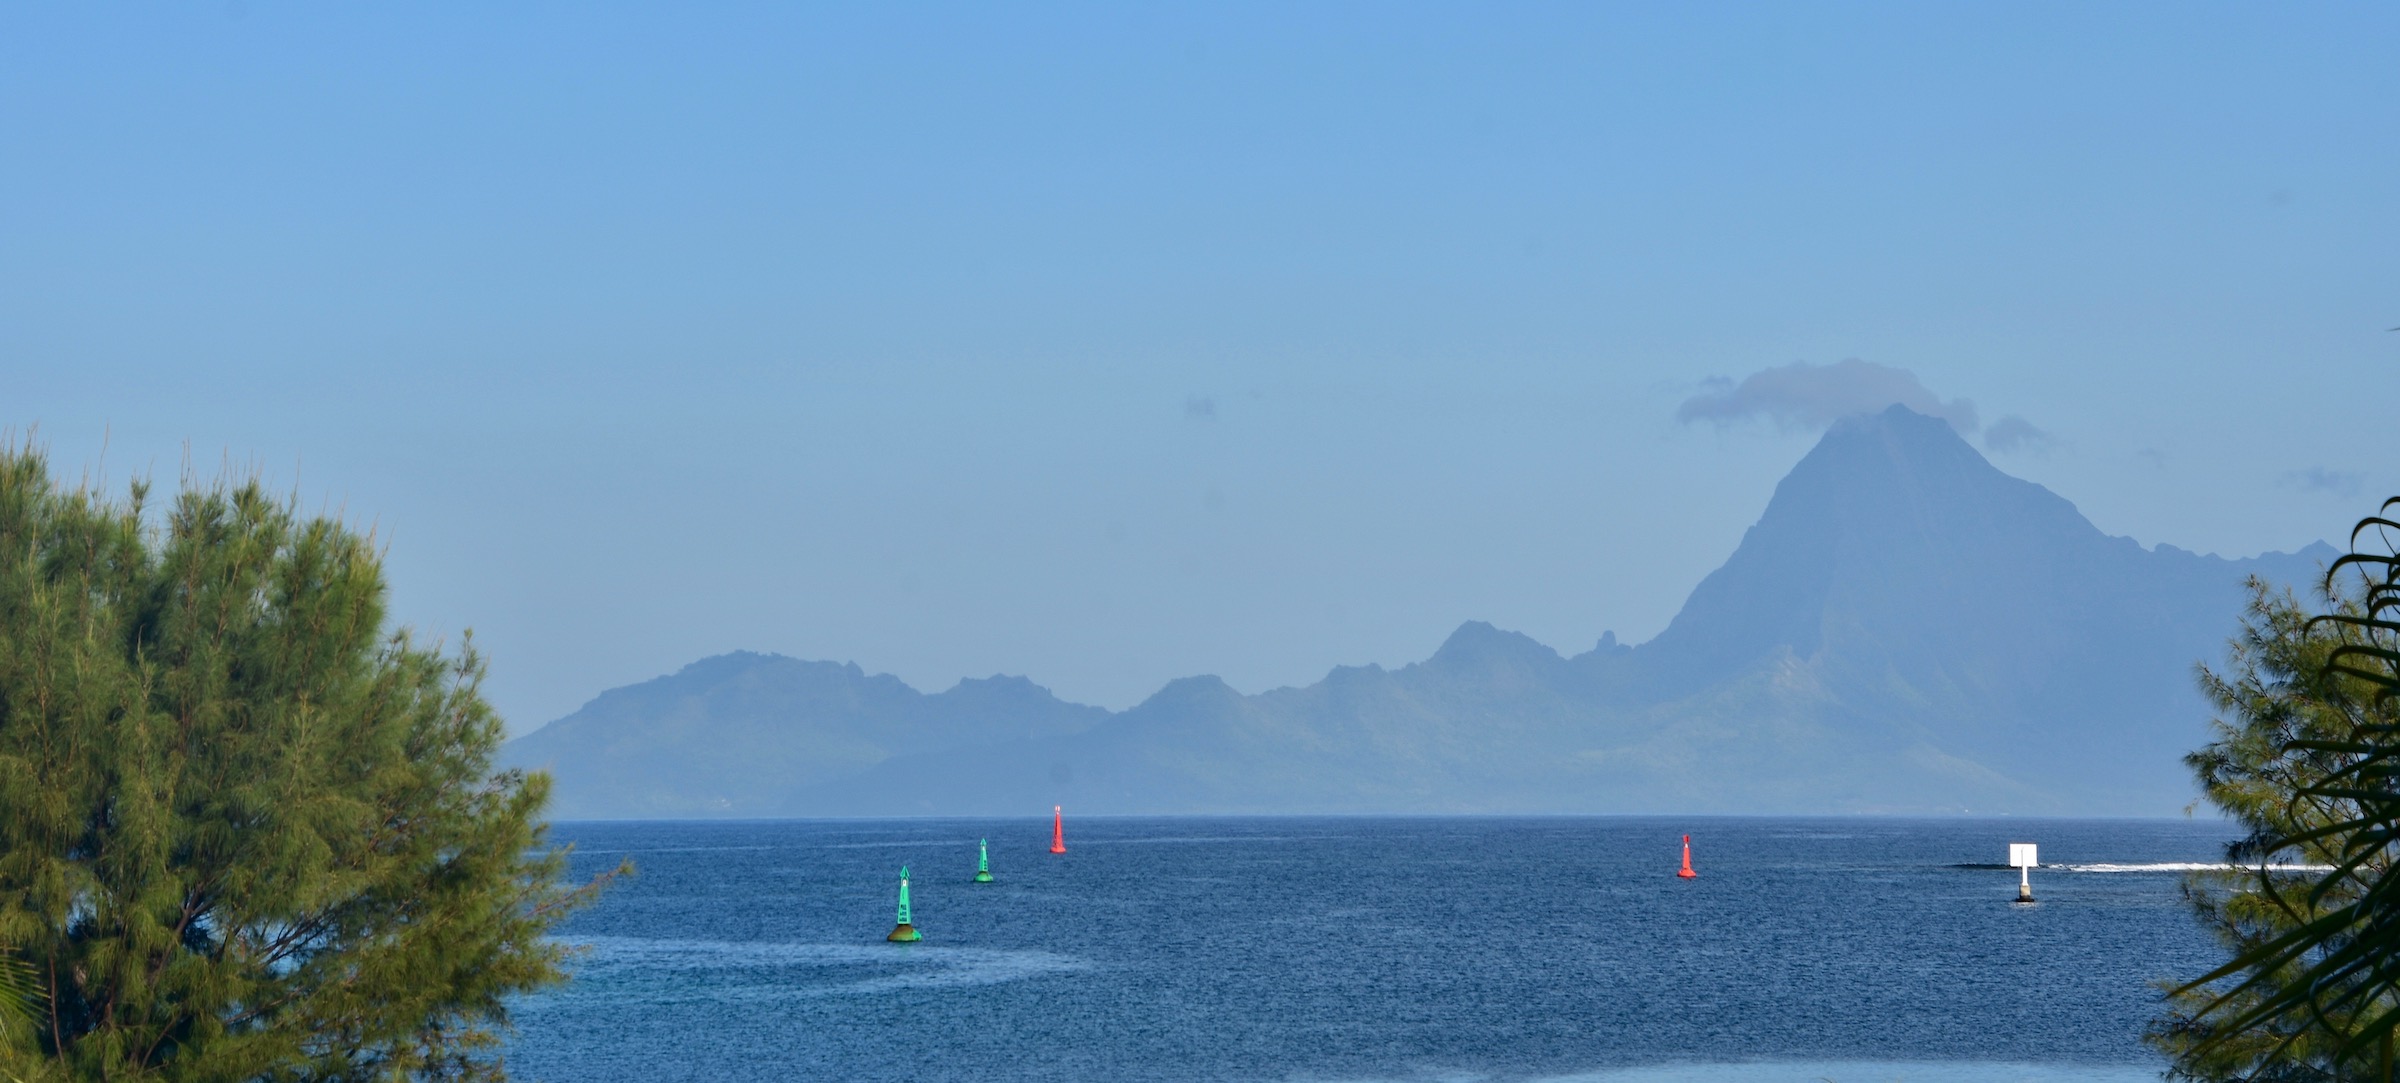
[{"left": 507, "top": 817, "right": 2240, "bottom": 1083}]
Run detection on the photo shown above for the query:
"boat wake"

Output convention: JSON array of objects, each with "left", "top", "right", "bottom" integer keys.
[
  {"left": 1949, "top": 862, "right": 2332, "bottom": 873},
  {"left": 530, "top": 935, "right": 1090, "bottom": 1006},
  {"left": 2059, "top": 861, "right": 2334, "bottom": 874}
]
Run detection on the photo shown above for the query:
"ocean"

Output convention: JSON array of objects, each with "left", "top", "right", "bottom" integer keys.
[{"left": 505, "top": 816, "right": 2242, "bottom": 1083}]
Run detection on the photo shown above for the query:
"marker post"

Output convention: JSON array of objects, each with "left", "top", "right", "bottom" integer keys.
[
  {"left": 887, "top": 866, "right": 921, "bottom": 942},
  {"left": 2009, "top": 843, "right": 2038, "bottom": 904}
]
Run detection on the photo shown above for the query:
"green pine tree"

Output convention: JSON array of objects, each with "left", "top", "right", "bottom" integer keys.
[
  {"left": 0, "top": 446, "right": 616, "bottom": 1082},
  {"left": 2149, "top": 578, "right": 2393, "bottom": 1081}
]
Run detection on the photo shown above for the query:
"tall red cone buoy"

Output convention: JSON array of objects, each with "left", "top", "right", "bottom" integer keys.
[
  {"left": 1677, "top": 834, "right": 1698, "bottom": 879},
  {"left": 1050, "top": 805, "right": 1067, "bottom": 854}
]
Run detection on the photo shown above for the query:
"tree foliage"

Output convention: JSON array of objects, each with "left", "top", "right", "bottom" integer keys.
[
  {"left": 0, "top": 447, "right": 611, "bottom": 1082},
  {"left": 2159, "top": 503, "right": 2400, "bottom": 1082},
  {"left": 2150, "top": 579, "right": 2392, "bottom": 1080}
]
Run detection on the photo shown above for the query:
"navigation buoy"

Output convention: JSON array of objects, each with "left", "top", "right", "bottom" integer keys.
[
  {"left": 1677, "top": 834, "right": 1698, "bottom": 879},
  {"left": 1050, "top": 806, "right": 1067, "bottom": 854},
  {"left": 974, "top": 838, "right": 994, "bottom": 883},
  {"left": 887, "top": 866, "right": 921, "bottom": 942},
  {"left": 2009, "top": 842, "right": 2038, "bottom": 904}
]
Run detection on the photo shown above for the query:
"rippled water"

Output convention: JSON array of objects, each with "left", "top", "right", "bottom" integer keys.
[{"left": 506, "top": 817, "right": 2236, "bottom": 1082}]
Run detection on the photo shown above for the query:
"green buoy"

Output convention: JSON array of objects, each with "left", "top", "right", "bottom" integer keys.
[
  {"left": 886, "top": 866, "right": 920, "bottom": 942},
  {"left": 974, "top": 838, "right": 995, "bottom": 883}
]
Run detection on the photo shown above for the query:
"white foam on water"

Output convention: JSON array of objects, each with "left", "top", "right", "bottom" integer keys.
[
  {"left": 546, "top": 934, "right": 1090, "bottom": 1001},
  {"left": 2058, "top": 862, "right": 2332, "bottom": 873}
]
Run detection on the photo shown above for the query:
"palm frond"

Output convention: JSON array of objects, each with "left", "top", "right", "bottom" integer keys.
[
  {"left": 0, "top": 954, "right": 43, "bottom": 1029},
  {"left": 2170, "top": 502, "right": 2400, "bottom": 1078}
]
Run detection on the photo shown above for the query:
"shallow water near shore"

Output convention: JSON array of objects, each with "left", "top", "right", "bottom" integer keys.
[{"left": 507, "top": 816, "right": 2235, "bottom": 1083}]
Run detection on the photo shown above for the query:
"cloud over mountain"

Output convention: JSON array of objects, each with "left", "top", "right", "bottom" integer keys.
[
  {"left": 1678, "top": 360, "right": 1980, "bottom": 435},
  {"left": 1982, "top": 415, "right": 2053, "bottom": 455}
]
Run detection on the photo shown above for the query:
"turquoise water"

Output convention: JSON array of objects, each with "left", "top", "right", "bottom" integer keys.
[{"left": 507, "top": 817, "right": 2234, "bottom": 1082}]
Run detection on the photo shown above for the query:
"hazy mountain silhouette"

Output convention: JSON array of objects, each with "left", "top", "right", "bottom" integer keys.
[
  {"left": 503, "top": 406, "right": 2332, "bottom": 818},
  {"left": 503, "top": 652, "right": 1106, "bottom": 818}
]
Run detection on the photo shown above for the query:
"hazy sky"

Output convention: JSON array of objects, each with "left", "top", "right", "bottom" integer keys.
[{"left": 6, "top": 4, "right": 2395, "bottom": 731}]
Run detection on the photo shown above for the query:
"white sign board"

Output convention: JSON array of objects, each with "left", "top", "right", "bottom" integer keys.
[{"left": 2009, "top": 843, "right": 2038, "bottom": 868}]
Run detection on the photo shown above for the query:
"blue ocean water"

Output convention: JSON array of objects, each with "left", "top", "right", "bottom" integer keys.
[{"left": 507, "top": 817, "right": 2239, "bottom": 1083}]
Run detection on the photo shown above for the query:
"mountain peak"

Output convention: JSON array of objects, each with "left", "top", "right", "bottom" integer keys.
[
  {"left": 1801, "top": 404, "right": 2005, "bottom": 484},
  {"left": 1425, "top": 621, "right": 1563, "bottom": 678},
  {"left": 1864, "top": 400, "right": 1967, "bottom": 431},
  {"left": 1784, "top": 404, "right": 2092, "bottom": 540},
  {"left": 1133, "top": 674, "right": 1243, "bottom": 714},
  {"left": 1638, "top": 405, "right": 2095, "bottom": 687}
]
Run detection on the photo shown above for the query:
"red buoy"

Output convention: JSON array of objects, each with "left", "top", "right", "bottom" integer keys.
[
  {"left": 1677, "top": 834, "right": 1698, "bottom": 879},
  {"left": 1050, "top": 805, "right": 1067, "bottom": 854}
]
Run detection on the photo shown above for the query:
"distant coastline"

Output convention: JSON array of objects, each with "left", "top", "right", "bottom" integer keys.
[{"left": 507, "top": 407, "right": 2330, "bottom": 820}]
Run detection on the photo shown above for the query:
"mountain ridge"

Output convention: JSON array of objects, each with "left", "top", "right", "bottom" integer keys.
[{"left": 503, "top": 406, "right": 2334, "bottom": 819}]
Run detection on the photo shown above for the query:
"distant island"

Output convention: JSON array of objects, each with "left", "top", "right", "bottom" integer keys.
[{"left": 503, "top": 405, "right": 2331, "bottom": 819}]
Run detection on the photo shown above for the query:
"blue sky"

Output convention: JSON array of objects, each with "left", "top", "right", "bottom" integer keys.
[{"left": 5, "top": 3, "right": 2395, "bottom": 729}]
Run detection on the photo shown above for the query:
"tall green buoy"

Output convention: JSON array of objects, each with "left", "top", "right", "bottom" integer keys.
[
  {"left": 974, "top": 838, "right": 994, "bottom": 883},
  {"left": 886, "top": 866, "right": 920, "bottom": 942}
]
